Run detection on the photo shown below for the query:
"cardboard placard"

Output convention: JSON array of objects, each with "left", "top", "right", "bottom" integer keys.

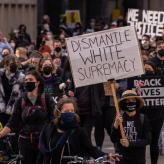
[{"left": 66, "top": 26, "right": 144, "bottom": 88}]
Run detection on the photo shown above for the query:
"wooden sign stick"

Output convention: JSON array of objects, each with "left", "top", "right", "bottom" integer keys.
[{"left": 109, "top": 79, "right": 126, "bottom": 139}]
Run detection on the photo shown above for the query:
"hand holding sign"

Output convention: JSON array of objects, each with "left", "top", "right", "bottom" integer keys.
[
  {"left": 114, "top": 115, "right": 123, "bottom": 129},
  {"left": 134, "top": 80, "right": 144, "bottom": 96},
  {"left": 120, "top": 138, "right": 129, "bottom": 147}
]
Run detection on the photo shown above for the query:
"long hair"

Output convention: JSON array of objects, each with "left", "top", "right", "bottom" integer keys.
[
  {"left": 25, "top": 70, "right": 44, "bottom": 95},
  {"left": 54, "top": 97, "right": 80, "bottom": 125}
]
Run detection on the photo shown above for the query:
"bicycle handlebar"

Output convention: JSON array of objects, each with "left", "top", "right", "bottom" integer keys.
[
  {"left": 0, "top": 133, "right": 16, "bottom": 141},
  {"left": 6, "top": 133, "right": 15, "bottom": 137},
  {"left": 62, "top": 155, "right": 109, "bottom": 163},
  {"left": 63, "top": 156, "right": 84, "bottom": 162}
]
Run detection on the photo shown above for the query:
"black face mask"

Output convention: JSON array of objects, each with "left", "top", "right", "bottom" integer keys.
[
  {"left": 24, "top": 82, "right": 36, "bottom": 92},
  {"left": 145, "top": 70, "right": 154, "bottom": 75},
  {"left": 158, "top": 49, "right": 164, "bottom": 57},
  {"left": 125, "top": 102, "right": 137, "bottom": 112},
  {"left": 43, "top": 66, "right": 52, "bottom": 75},
  {"left": 10, "top": 63, "right": 17, "bottom": 73},
  {"left": 60, "top": 112, "right": 79, "bottom": 130},
  {"left": 55, "top": 47, "right": 61, "bottom": 53}
]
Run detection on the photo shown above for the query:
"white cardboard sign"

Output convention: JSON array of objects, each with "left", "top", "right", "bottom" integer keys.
[{"left": 66, "top": 26, "right": 144, "bottom": 87}]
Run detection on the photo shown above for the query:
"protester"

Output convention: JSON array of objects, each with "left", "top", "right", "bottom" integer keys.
[
  {"left": 141, "top": 61, "right": 163, "bottom": 164},
  {"left": 85, "top": 18, "right": 96, "bottom": 33},
  {"left": 20, "top": 50, "right": 42, "bottom": 72},
  {"left": 15, "top": 24, "right": 31, "bottom": 48},
  {"left": 53, "top": 40, "right": 68, "bottom": 68},
  {"left": 144, "top": 61, "right": 156, "bottom": 75},
  {"left": 39, "top": 58, "right": 63, "bottom": 98},
  {"left": 0, "top": 11, "right": 164, "bottom": 164},
  {"left": 15, "top": 47, "right": 28, "bottom": 65},
  {"left": 140, "top": 34, "right": 154, "bottom": 53},
  {"left": 44, "top": 31, "right": 54, "bottom": 52},
  {"left": 111, "top": 90, "right": 151, "bottom": 164},
  {"left": 0, "top": 31, "right": 13, "bottom": 60},
  {"left": 59, "top": 34, "right": 68, "bottom": 57},
  {"left": 52, "top": 56, "right": 63, "bottom": 76},
  {"left": 0, "top": 70, "right": 55, "bottom": 164},
  {"left": 92, "top": 80, "right": 126, "bottom": 150},
  {"left": 39, "top": 44, "right": 52, "bottom": 58},
  {"left": 61, "top": 60, "right": 74, "bottom": 97},
  {"left": 150, "top": 40, "right": 164, "bottom": 75},
  {"left": 39, "top": 97, "right": 119, "bottom": 164},
  {"left": 0, "top": 55, "right": 24, "bottom": 123},
  {"left": 74, "top": 86, "right": 93, "bottom": 143},
  {"left": 141, "top": 50, "right": 149, "bottom": 63},
  {"left": 1, "top": 47, "right": 12, "bottom": 58},
  {"left": 73, "top": 22, "right": 83, "bottom": 36}
]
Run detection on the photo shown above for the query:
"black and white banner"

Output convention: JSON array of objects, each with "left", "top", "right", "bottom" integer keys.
[
  {"left": 128, "top": 76, "right": 164, "bottom": 109},
  {"left": 127, "top": 9, "right": 164, "bottom": 39}
]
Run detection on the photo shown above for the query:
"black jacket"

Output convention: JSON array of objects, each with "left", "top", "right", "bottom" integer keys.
[
  {"left": 6, "top": 93, "right": 54, "bottom": 136},
  {"left": 111, "top": 113, "right": 150, "bottom": 161},
  {"left": 39, "top": 122, "right": 106, "bottom": 164}
]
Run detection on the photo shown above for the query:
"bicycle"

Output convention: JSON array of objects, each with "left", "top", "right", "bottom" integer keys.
[
  {"left": 0, "top": 133, "right": 23, "bottom": 164},
  {"left": 62, "top": 155, "right": 111, "bottom": 164}
]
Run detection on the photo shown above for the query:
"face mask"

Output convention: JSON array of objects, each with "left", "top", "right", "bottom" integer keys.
[
  {"left": 158, "top": 49, "right": 164, "bottom": 57},
  {"left": 125, "top": 102, "right": 137, "bottom": 112},
  {"left": 145, "top": 70, "right": 154, "bottom": 75},
  {"left": 60, "top": 112, "right": 78, "bottom": 130},
  {"left": 24, "top": 82, "right": 36, "bottom": 92},
  {"left": 55, "top": 47, "right": 61, "bottom": 53},
  {"left": 9, "top": 63, "right": 17, "bottom": 73},
  {"left": 43, "top": 66, "right": 52, "bottom": 75}
]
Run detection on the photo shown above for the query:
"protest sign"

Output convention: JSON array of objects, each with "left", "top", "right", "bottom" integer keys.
[
  {"left": 127, "top": 8, "right": 164, "bottom": 39},
  {"left": 65, "top": 10, "right": 81, "bottom": 26},
  {"left": 66, "top": 26, "right": 144, "bottom": 88},
  {"left": 128, "top": 76, "right": 164, "bottom": 109}
]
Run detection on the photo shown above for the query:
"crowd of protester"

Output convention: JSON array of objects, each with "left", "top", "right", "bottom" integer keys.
[{"left": 0, "top": 14, "right": 163, "bottom": 164}]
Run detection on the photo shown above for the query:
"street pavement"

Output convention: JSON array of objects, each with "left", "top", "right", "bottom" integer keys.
[{"left": 91, "top": 128, "right": 164, "bottom": 164}]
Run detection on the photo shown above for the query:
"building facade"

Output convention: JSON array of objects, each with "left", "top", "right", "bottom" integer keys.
[
  {"left": 0, "top": 0, "right": 37, "bottom": 40},
  {"left": 0, "top": 0, "right": 163, "bottom": 41}
]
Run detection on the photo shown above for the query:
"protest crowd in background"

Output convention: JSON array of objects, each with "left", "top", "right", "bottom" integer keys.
[{"left": 0, "top": 11, "right": 163, "bottom": 164}]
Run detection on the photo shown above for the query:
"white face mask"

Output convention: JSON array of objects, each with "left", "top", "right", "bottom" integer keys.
[{"left": 125, "top": 102, "right": 137, "bottom": 112}]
